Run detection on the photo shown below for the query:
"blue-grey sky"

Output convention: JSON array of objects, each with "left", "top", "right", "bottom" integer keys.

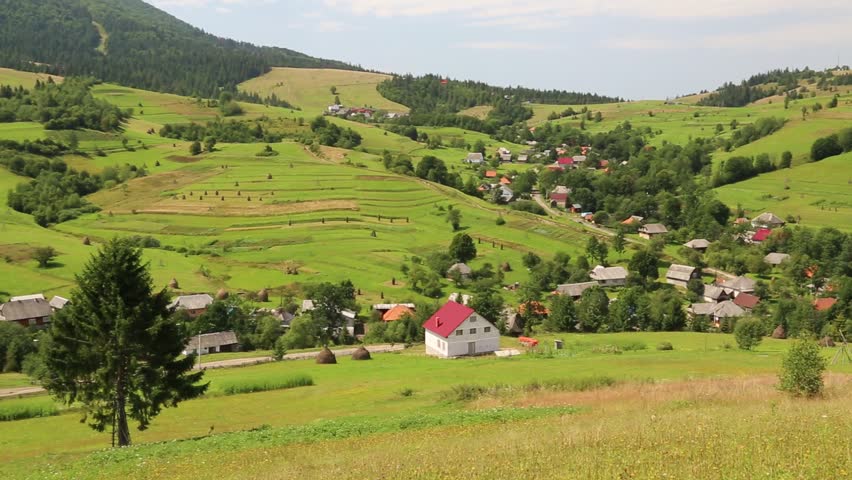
[{"left": 148, "top": 0, "right": 851, "bottom": 99}]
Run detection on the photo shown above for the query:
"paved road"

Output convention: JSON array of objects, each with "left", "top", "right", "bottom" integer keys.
[{"left": 0, "top": 386, "right": 45, "bottom": 399}]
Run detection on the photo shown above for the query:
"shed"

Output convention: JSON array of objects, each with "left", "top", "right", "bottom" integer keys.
[
  {"left": 751, "top": 212, "right": 785, "bottom": 229},
  {"left": 554, "top": 282, "right": 598, "bottom": 299},
  {"left": 764, "top": 252, "right": 791, "bottom": 266},
  {"left": 168, "top": 294, "right": 214, "bottom": 318},
  {"left": 639, "top": 223, "right": 668, "bottom": 239},
  {"left": 683, "top": 239, "right": 711, "bottom": 251},
  {"left": 665, "top": 264, "right": 699, "bottom": 289},
  {"left": 183, "top": 331, "right": 239, "bottom": 355},
  {"left": 589, "top": 265, "right": 628, "bottom": 287}
]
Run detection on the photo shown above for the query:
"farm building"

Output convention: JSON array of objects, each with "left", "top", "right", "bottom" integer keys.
[
  {"left": 169, "top": 294, "right": 214, "bottom": 317},
  {"left": 447, "top": 263, "right": 473, "bottom": 279},
  {"left": 497, "top": 185, "right": 514, "bottom": 203},
  {"left": 0, "top": 297, "right": 53, "bottom": 328},
  {"left": 465, "top": 153, "right": 484, "bottom": 165},
  {"left": 621, "top": 215, "right": 644, "bottom": 226},
  {"left": 688, "top": 300, "right": 745, "bottom": 327},
  {"left": 764, "top": 252, "right": 790, "bottom": 266},
  {"left": 423, "top": 301, "right": 500, "bottom": 358},
  {"left": 749, "top": 228, "right": 772, "bottom": 244},
  {"left": 383, "top": 304, "right": 415, "bottom": 322},
  {"left": 813, "top": 297, "right": 837, "bottom": 312},
  {"left": 183, "top": 331, "right": 239, "bottom": 355},
  {"left": 751, "top": 212, "right": 785, "bottom": 229},
  {"left": 556, "top": 157, "right": 574, "bottom": 167},
  {"left": 484, "top": 170, "right": 498, "bottom": 178},
  {"left": 665, "top": 264, "right": 700, "bottom": 288},
  {"left": 702, "top": 284, "right": 732, "bottom": 303},
  {"left": 683, "top": 239, "right": 711, "bottom": 252},
  {"left": 554, "top": 281, "right": 598, "bottom": 300},
  {"left": 372, "top": 303, "right": 416, "bottom": 316},
  {"left": 733, "top": 293, "right": 760, "bottom": 312},
  {"left": 589, "top": 265, "right": 628, "bottom": 287},
  {"left": 639, "top": 223, "right": 668, "bottom": 239},
  {"left": 717, "top": 276, "right": 756, "bottom": 297},
  {"left": 10, "top": 293, "right": 45, "bottom": 301},
  {"left": 549, "top": 186, "right": 571, "bottom": 208},
  {"left": 49, "top": 296, "right": 69, "bottom": 311}
]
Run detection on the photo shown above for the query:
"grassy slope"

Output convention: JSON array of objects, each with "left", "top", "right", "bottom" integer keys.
[
  {"left": 0, "top": 67, "right": 63, "bottom": 88},
  {"left": 715, "top": 152, "right": 852, "bottom": 229},
  {"left": 0, "top": 332, "right": 849, "bottom": 477},
  {"left": 238, "top": 67, "right": 409, "bottom": 115}
]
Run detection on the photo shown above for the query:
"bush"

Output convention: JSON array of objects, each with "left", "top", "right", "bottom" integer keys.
[
  {"left": 618, "top": 341, "right": 647, "bottom": 352},
  {"left": 0, "top": 399, "right": 58, "bottom": 422},
  {"left": 656, "top": 342, "right": 674, "bottom": 351},
  {"left": 398, "top": 388, "right": 415, "bottom": 397},
  {"left": 779, "top": 338, "right": 826, "bottom": 397},
  {"left": 734, "top": 318, "right": 764, "bottom": 350},
  {"left": 495, "top": 215, "right": 506, "bottom": 226},
  {"left": 592, "top": 344, "right": 622, "bottom": 355}
]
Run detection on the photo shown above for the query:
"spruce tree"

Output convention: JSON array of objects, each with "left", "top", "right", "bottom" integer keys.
[{"left": 41, "top": 239, "right": 207, "bottom": 447}]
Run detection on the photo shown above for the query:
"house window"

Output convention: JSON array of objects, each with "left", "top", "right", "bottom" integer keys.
[
  {"left": 484, "top": 327, "right": 491, "bottom": 333},
  {"left": 470, "top": 315, "right": 477, "bottom": 322},
  {"left": 27, "top": 319, "right": 36, "bottom": 326},
  {"left": 456, "top": 330, "right": 463, "bottom": 336},
  {"left": 469, "top": 328, "right": 477, "bottom": 334}
]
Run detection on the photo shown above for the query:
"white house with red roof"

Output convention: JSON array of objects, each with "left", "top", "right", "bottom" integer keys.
[{"left": 422, "top": 301, "right": 500, "bottom": 358}]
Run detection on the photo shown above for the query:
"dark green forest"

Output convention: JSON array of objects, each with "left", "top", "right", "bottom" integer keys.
[
  {"left": 0, "top": 0, "right": 355, "bottom": 98},
  {"left": 697, "top": 67, "right": 851, "bottom": 107},
  {"left": 0, "top": 77, "right": 128, "bottom": 130}
]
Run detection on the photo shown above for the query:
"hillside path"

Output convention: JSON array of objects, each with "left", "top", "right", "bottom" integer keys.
[{"left": 0, "top": 386, "right": 44, "bottom": 399}]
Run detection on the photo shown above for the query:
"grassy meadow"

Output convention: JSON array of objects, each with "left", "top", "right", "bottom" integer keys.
[
  {"left": 0, "top": 332, "right": 849, "bottom": 478},
  {"left": 238, "top": 67, "right": 409, "bottom": 115}
]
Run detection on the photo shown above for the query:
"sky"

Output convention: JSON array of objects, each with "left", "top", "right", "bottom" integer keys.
[{"left": 147, "top": 0, "right": 852, "bottom": 99}]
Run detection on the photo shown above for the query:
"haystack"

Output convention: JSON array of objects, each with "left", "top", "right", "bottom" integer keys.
[
  {"left": 316, "top": 347, "right": 337, "bottom": 364},
  {"left": 819, "top": 336, "right": 836, "bottom": 347},
  {"left": 771, "top": 325, "right": 786, "bottom": 339},
  {"left": 168, "top": 278, "right": 179, "bottom": 289},
  {"left": 216, "top": 288, "right": 229, "bottom": 300},
  {"left": 351, "top": 346, "right": 371, "bottom": 361},
  {"left": 257, "top": 288, "right": 269, "bottom": 302},
  {"left": 82, "top": 236, "right": 91, "bottom": 246}
]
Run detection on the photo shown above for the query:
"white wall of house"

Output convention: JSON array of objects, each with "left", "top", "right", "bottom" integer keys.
[
  {"left": 666, "top": 278, "right": 689, "bottom": 288},
  {"left": 425, "top": 313, "right": 500, "bottom": 358}
]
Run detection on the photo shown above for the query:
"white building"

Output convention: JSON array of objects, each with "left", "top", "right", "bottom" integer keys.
[{"left": 423, "top": 301, "right": 500, "bottom": 358}]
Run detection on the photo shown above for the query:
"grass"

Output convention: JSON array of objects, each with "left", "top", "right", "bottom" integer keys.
[
  {"left": 218, "top": 374, "right": 314, "bottom": 396},
  {"left": 0, "top": 67, "right": 62, "bottom": 88},
  {"left": 0, "top": 397, "right": 59, "bottom": 422},
  {"left": 238, "top": 67, "right": 409, "bottom": 115},
  {"left": 715, "top": 152, "right": 852, "bottom": 231}
]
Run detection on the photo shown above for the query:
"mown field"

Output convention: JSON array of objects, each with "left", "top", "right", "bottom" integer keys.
[
  {"left": 715, "top": 152, "right": 852, "bottom": 230},
  {"left": 0, "top": 331, "right": 849, "bottom": 479},
  {"left": 239, "top": 67, "right": 409, "bottom": 115}
]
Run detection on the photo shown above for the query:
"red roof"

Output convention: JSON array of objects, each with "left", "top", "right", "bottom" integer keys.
[
  {"left": 423, "top": 301, "right": 475, "bottom": 338},
  {"left": 557, "top": 157, "right": 574, "bottom": 165},
  {"left": 752, "top": 228, "right": 772, "bottom": 242},
  {"left": 485, "top": 170, "right": 498, "bottom": 178},
  {"left": 733, "top": 293, "right": 760, "bottom": 310},
  {"left": 383, "top": 305, "right": 414, "bottom": 322},
  {"left": 500, "top": 177, "right": 512, "bottom": 185},
  {"left": 600, "top": 160, "right": 610, "bottom": 167},
  {"left": 813, "top": 297, "right": 837, "bottom": 312}
]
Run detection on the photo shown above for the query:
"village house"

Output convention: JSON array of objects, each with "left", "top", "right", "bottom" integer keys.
[
  {"left": 665, "top": 264, "right": 700, "bottom": 289},
  {"left": 621, "top": 215, "right": 644, "bottom": 227},
  {"left": 549, "top": 186, "right": 571, "bottom": 208},
  {"left": 813, "top": 297, "right": 837, "bottom": 312},
  {"left": 0, "top": 297, "right": 53, "bottom": 328},
  {"left": 751, "top": 212, "right": 785, "bottom": 229},
  {"left": 749, "top": 228, "right": 772, "bottom": 244},
  {"left": 688, "top": 300, "right": 745, "bottom": 327},
  {"left": 423, "top": 301, "right": 500, "bottom": 358},
  {"left": 517, "top": 154, "right": 529, "bottom": 163},
  {"left": 717, "top": 276, "right": 756, "bottom": 297},
  {"left": 702, "top": 284, "right": 732, "bottom": 303},
  {"left": 383, "top": 304, "right": 415, "bottom": 322},
  {"left": 498, "top": 147, "right": 512, "bottom": 163},
  {"left": 589, "top": 265, "right": 628, "bottom": 287},
  {"left": 683, "top": 239, "right": 711, "bottom": 252},
  {"left": 570, "top": 203, "right": 583, "bottom": 213},
  {"left": 554, "top": 281, "right": 598, "bottom": 300},
  {"left": 639, "top": 223, "right": 668, "bottom": 239},
  {"left": 497, "top": 185, "right": 514, "bottom": 203},
  {"left": 183, "top": 331, "right": 239, "bottom": 356},
  {"left": 300, "top": 300, "right": 360, "bottom": 336},
  {"left": 371, "top": 303, "right": 417, "bottom": 317},
  {"left": 573, "top": 155, "right": 587, "bottom": 165},
  {"left": 764, "top": 252, "right": 791, "bottom": 266},
  {"left": 465, "top": 152, "right": 484, "bottom": 165},
  {"left": 556, "top": 157, "right": 575, "bottom": 168},
  {"left": 733, "top": 293, "right": 760, "bottom": 312},
  {"left": 168, "top": 294, "right": 214, "bottom": 318}
]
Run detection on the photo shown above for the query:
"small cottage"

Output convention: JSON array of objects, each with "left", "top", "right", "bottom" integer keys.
[
  {"left": 0, "top": 297, "right": 53, "bottom": 328},
  {"left": 554, "top": 281, "right": 598, "bottom": 300},
  {"left": 168, "top": 294, "right": 215, "bottom": 318},
  {"left": 665, "top": 264, "right": 700, "bottom": 289},
  {"left": 751, "top": 212, "right": 785, "bottom": 229},
  {"left": 589, "top": 265, "right": 628, "bottom": 287},
  {"left": 683, "top": 239, "right": 711, "bottom": 252},
  {"left": 764, "top": 252, "right": 790, "bottom": 266},
  {"left": 639, "top": 223, "right": 668, "bottom": 239},
  {"left": 717, "top": 276, "right": 756, "bottom": 297},
  {"left": 183, "top": 331, "right": 239, "bottom": 355}
]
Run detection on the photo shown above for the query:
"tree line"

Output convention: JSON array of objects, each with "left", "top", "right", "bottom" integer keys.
[{"left": 0, "top": 77, "right": 128, "bottom": 131}]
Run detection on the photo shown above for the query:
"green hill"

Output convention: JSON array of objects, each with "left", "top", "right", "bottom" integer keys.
[{"left": 0, "top": 0, "right": 354, "bottom": 97}]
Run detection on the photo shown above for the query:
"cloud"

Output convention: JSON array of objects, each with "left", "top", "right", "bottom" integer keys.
[
  {"left": 324, "top": 0, "right": 851, "bottom": 19},
  {"left": 215, "top": 6, "right": 232, "bottom": 13},
  {"left": 456, "top": 41, "right": 547, "bottom": 51},
  {"left": 148, "top": 0, "right": 277, "bottom": 7}
]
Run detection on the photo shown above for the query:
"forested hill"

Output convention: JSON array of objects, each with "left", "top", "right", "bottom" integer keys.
[
  {"left": 378, "top": 74, "right": 622, "bottom": 113},
  {"left": 0, "top": 0, "right": 355, "bottom": 97},
  {"left": 697, "top": 67, "right": 852, "bottom": 107}
]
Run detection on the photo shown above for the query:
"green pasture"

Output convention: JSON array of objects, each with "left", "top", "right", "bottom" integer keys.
[
  {"left": 0, "top": 67, "right": 61, "bottom": 88},
  {"left": 0, "top": 331, "right": 849, "bottom": 478},
  {"left": 715, "top": 152, "right": 852, "bottom": 231},
  {"left": 238, "top": 67, "right": 408, "bottom": 115}
]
